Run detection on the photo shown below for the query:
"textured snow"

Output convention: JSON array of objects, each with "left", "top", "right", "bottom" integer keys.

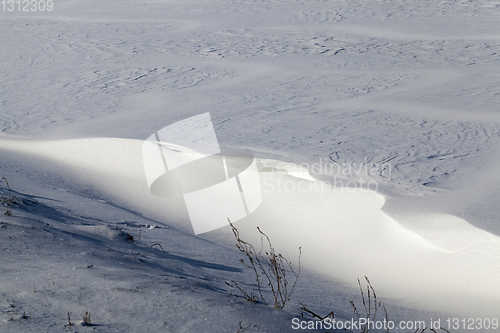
[{"left": 2, "top": 0, "right": 500, "bottom": 331}]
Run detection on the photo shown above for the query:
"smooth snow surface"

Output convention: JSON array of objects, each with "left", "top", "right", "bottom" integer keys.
[
  {"left": 1, "top": 136, "right": 499, "bottom": 320},
  {"left": 2, "top": 0, "right": 500, "bottom": 331}
]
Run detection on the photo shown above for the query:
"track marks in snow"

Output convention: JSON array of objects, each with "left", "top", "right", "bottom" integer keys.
[
  {"left": 217, "top": 109, "right": 500, "bottom": 193},
  {"left": 1, "top": 0, "right": 500, "bottom": 195},
  {"left": 320, "top": 114, "right": 500, "bottom": 190},
  {"left": 289, "top": 10, "right": 345, "bottom": 24}
]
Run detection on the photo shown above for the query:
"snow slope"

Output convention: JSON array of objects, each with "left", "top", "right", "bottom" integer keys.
[{"left": 2, "top": 0, "right": 500, "bottom": 331}]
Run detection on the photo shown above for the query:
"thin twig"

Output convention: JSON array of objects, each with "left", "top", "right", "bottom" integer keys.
[
  {"left": 151, "top": 243, "right": 164, "bottom": 251},
  {"left": 227, "top": 219, "right": 301, "bottom": 309}
]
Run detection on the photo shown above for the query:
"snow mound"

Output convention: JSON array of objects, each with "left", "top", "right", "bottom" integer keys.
[{"left": 1, "top": 136, "right": 500, "bottom": 317}]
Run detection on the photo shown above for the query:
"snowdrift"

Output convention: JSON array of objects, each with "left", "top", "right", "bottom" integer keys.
[{"left": 1, "top": 136, "right": 499, "bottom": 317}]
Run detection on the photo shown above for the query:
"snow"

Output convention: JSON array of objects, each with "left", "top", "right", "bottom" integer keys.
[{"left": 2, "top": 0, "right": 500, "bottom": 331}]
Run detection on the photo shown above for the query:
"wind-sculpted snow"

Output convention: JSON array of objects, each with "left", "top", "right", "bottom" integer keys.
[
  {"left": 218, "top": 111, "right": 500, "bottom": 192},
  {"left": 1, "top": 136, "right": 500, "bottom": 319},
  {"left": 2, "top": 0, "right": 500, "bottom": 330}
]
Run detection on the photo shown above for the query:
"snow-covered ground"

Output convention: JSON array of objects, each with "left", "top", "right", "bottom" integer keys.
[{"left": 1, "top": 0, "right": 500, "bottom": 332}]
